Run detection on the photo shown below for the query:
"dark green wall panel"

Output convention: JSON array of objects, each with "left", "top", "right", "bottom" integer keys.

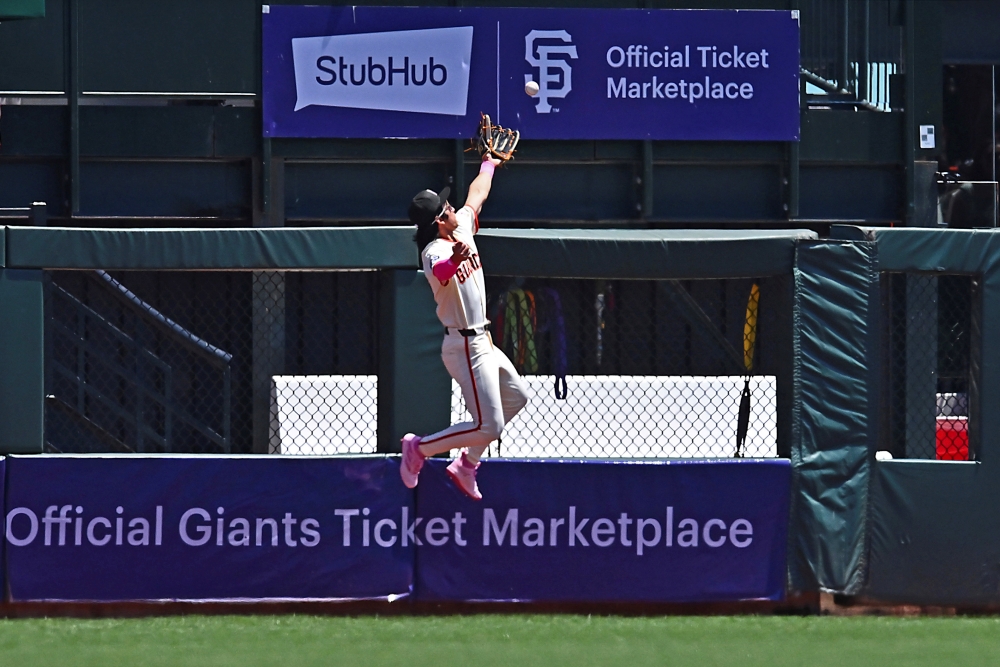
[
  {"left": 651, "top": 164, "right": 783, "bottom": 221},
  {"left": 944, "top": 0, "right": 1000, "bottom": 64},
  {"left": 800, "top": 166, "right": 902, "bottom": 221},
  {"left": 285, "top": 161, "right": 450, "bottom": 222},
  {"left": 479, "top": 163, "right": 637, "bottom": 221},
  {"left": 1, "top": 106, "right": 256, "bottom": 160},
  {"left": 0, "top": 269, "right": 44, "bottom": 454},
  {"left": 0, "top": 161, "right": 64, "bottom": 213},
  {"left": 79, "top": 161, "right": 250, "bottom": 218},
  {"left": 869, "top": 460, "right": 988, "bottom": 604},
  {"left": 213, "top": 107, "right": 257, "bottom": 158},
  {"left": 0, "top": 0, "right": 63, "bottom": 92},
  {"left": 81, "top": 107, "right": 215, "bottom": 158},
  {"left": 653, "top": 140, "right": 785, "bottom": 163},
  {"left": 78, "top": 0, "right": 257, "bottom": 93},
  {"left": 800, "top": 111, "right": 903, "bottom": 164},
  {"left": 274, "top": 138, "right": 453, "bottom": 161},
  {"left": 0, "top": 106, "right": 66, "bottom": 156}
]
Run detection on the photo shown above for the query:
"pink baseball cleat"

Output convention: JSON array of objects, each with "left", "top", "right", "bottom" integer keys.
[
  {"left": 446, "top": 450, "right": 482, "bottom": 501},
  {"left": 400, "top": 433, "right": 425, "bottom": 489}
]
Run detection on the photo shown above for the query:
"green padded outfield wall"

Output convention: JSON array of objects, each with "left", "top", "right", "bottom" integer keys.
[
  {"left": 4, "top": 226, "right": 415, "bottom": 269},
  {"left": 4, "top": 227, "right": 816, "bottom": 274},
  {"left": 0, "top": 0, "right": 44, "bottom": 19},
  {"left": 790, "top": 240, "right": 877, "bottom": 595},
  {"left": 0, "top": 226, "right": 817, "bottom": 461},
  {"left": 0, "top": 270, "right": 44, "bottom": 454},
  {"left": 859, "top": 228, "right": 1000, "bottom": 605}
]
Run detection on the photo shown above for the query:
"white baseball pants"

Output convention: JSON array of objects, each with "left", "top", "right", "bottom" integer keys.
[{"left": 418, "top": 331, "right": 529, "bottom": 462}]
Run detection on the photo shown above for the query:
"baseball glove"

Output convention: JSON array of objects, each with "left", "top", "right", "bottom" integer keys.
[{"left": 472, "top": 113, "right": 520, "bottom": 164}]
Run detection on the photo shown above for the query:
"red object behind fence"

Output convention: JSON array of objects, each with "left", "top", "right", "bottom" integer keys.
[{"left": 936, "top": 416, "right": 969, "bottom": 460}]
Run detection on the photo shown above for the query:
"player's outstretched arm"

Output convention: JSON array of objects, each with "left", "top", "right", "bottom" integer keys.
[{"left": 465, "top": 156, "right": 502, "bottom": 217}]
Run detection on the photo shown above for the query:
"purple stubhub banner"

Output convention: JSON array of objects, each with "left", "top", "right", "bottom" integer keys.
[
  {"left": 4, "top": 456, "right": 413, "bottom": 601},
  {"left": 263, "top": 6, "right": 799, "bottom": 141},
  {"left": 415, "top": 458, "right": 790, "bottom": 602}
]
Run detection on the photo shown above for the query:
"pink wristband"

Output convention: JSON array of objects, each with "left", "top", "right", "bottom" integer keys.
[
  {"left": 479, "top": 160, "right": 495, "bottom": 177},
  {"left": 432, "top": 256, "right": 460, "bottom": 282}
]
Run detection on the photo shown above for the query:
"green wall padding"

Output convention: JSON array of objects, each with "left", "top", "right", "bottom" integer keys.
[
  {"left": 0, "top": 0, "right": 44, "bottom": 19},
  {"left": 4, "top": 227, "right": 417, "bottom": 270},
  {"left": 790, "top": 240, "right": 877, "bottom": 594},
  {"left": 0, "top": 270, "right": 43, "bottom": 454},
  {"left": 478, "top": 229, "right": 817, "bottom": 279},
  {"left": 861, "top": 227, "right": 1000, "bottom": 604},
  {"left": 4, "top": 227, "right": 817, "bottom": 277},
  {"left": 377, "top": 270, "right": 452, "bottom": 452}
]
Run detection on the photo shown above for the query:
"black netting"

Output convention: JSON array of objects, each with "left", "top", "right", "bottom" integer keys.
[
  {"left": 450, "top": 276, "right": 788, "bottom": 459},
  {"left": 44, "top": 270, "right": 379, "bottom": 455},
  {"left": 44, "top": 270, "right": 791, "bottom": 459},
  {"left": 882, "top": 273, "right": 979, "bottom": 461}
]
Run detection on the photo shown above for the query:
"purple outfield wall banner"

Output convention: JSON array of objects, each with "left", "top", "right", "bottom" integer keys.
[
  {"left": 262, "top": 5, "right": 800, "bottom": 141},
  {"left": 0, "top": 457, "right": 5, "bottom": 598},
  {"left": 3, "top": 456, "right": 412, "bottom": 601},
  {"left": 415, "top": 458, "right": 790, "bottom": 602}
]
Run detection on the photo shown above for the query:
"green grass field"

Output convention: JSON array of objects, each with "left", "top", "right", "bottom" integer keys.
[{"left": 2, "top": 614, "right": 1000, "bottom": 666}]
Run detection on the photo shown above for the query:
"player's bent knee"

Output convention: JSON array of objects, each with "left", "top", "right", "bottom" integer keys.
[{"left": 480, "top": 422, "right": 503, "bottom": 442}]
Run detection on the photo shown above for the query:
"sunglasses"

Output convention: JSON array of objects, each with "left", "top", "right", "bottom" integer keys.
[{"left": 435, "top": 203, "right": 454, "bottom": 222}]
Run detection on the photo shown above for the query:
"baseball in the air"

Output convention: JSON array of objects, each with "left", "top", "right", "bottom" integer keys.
[{"left": 525, "top": 80, "right": 539, "bottom": 96}]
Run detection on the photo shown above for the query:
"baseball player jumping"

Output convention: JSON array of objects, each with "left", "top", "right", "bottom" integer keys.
[{"left": 400, "top": 150, "right": 529, "bottom": 501}]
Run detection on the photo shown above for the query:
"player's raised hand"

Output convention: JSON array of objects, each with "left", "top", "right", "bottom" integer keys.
[{"left": 451, "top": 241, "right": 472, "bottom": 262}]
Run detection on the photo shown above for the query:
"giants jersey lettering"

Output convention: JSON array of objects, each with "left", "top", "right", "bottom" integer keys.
[{"left": 421, "top": 205, "right": 487, "bottom": 330}]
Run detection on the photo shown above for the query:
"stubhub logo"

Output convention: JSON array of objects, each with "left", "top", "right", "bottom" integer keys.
[{"left": 292, "top": 26, "right": 474, "bottom": 115}]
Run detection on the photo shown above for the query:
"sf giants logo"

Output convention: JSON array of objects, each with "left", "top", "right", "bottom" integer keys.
[{"left": 525, "top": 30, "right": 578, "bottom": 113}]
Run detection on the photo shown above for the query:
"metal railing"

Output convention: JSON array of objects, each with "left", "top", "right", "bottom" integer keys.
[
  {"left": 46, "top": 271, "right": 233, "bottom": 453},
  {"left": 800, "top": 0, "right": 902, "bottom": 111}
]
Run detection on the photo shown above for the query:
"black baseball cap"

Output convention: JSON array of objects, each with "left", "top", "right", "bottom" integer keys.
[{"left": 408, "top": 186, "right": 451, "bottom": 228}]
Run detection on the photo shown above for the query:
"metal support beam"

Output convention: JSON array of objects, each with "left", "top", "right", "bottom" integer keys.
[
  {"left": 859, "top": 0, "right": 870, "bottom": 105},
  {"left": 903, "top": 0, "right": 917, "bottom": 225},
  {"left": 904, "top": 275, "right": 937, "bottom": 458},
  {"left": 253, "top": 137, "right": 286, "bottom": 453},
  {"left": 454, "top": 139, "right": 467, "bottom": 207},
  {"left": 66, "top": 0, "right": 80, "bottom": 215},
  {"left": 254, "top": 270, "right": 285, "bottom": 454},
  {"left": 788, "top": 142, "right": 800, "bottom": 219},
  {"left": 840, "top": 0, "right": 851, "bottom": 93}
]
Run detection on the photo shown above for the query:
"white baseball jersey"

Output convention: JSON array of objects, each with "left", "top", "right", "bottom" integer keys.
[{"left": 420, "top": 205, "right": 488, "bottom": 330}]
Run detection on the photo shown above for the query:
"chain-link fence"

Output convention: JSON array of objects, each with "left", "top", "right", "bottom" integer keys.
[
  {"left": 881, "top": 273, "right": 979, "bottom": 461},
  {"left": 44, "top": 270, "right": 379, "bottom": 455},
  {"left": 44, "top": 270, "right": 790, "bottom": 459},
  {"left": 450, "top": 276, "right": 788, "bottom": 459}
]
